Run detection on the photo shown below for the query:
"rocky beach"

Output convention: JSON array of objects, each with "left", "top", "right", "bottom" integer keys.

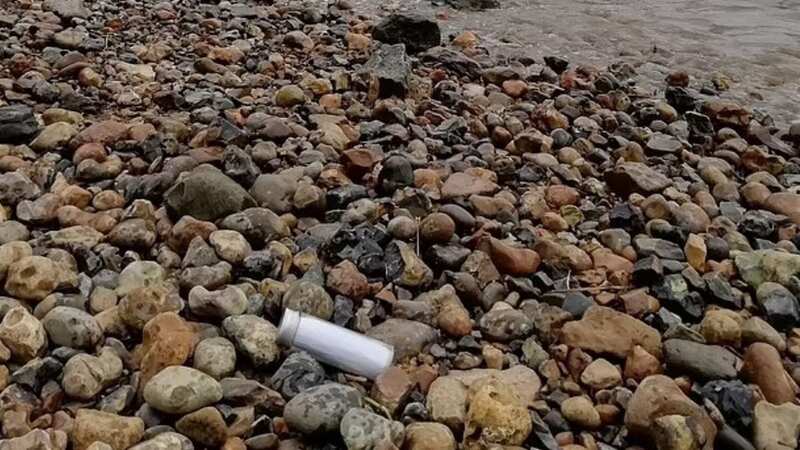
[{"left": 0, "top": 0, "right": 799, "bottom": 449}]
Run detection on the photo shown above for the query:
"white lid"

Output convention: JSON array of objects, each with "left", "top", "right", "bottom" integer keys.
[{"left": 277, "top": 308, "right": 301, "bottom": 346}]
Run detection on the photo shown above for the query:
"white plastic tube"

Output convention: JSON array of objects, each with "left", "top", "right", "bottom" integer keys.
[{"left": 277, "top": 308, "right": 395, "bottom": 380}]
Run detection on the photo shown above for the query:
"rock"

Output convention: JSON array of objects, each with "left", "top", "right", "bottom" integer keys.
[
  {"left": 367, "top": 318, "right": 436, "bottom": 359},
  {"left": 193, "top": 337, "right": 236, "bottom": 379},
  {"left": 463, "top": 377, "right": 532, "bottom": 448},
  {"left": 741, "top": 343, "right": 797, "bottom": 405},
  {"left": 220, "top": 207, "right": 290, "bottom": 242},
  {"left": 0, "top": 307, "right": 47, "bottom": 362},
  {"left": 0, "top": 105, "right": 40, "bottom": 143},
  {"left": 283, "top": 280, "right": 334, "bottom": 319},
  {"left": 647, "top": 133, "right": 683, "bottom": 154},
  {"left": 371, "top": 366, "right": 413, "bottom": 414},
  {"left": 560, "top": 306, "right": 663, "bottom": 359},
  {"left": 274, "top": 85, "right": 306, "bottom": 107},
  {"left": 625, "top": 375, "right": 717, "bottom": 450},
  {"left": 664, "top": 339, "right": 739, "bottom": 380},
  {"left": 487, "top": 238, "right": 540, "bottom": 275},
  {"left": 44, "top": 0, "right": 90, "bottom": 19},
  {"left": 478, "top": 307, "right": 533, "bottom": 341},
  {"left": 606, "top": 162, "right": 672, "bottom": 196},
  {"left": 128, "top": 432, "right": 194, "bottom": 450},
  {"left": 209, "top": 230, "right": 251, "bottom": 264},
  {"left": 625, "top": 345, "right": 663, "bottom": 382},
  {"left": 363, "top": 44, "right": 412, "bottom": 97},
  {"left": 561, "top": 396, "right": 601, "bottom": 429},
  {"left": 340, "top": 407, "right": 405, "bottom": 450},
  {"left": 402, "top": 422, "right": 457, "bottom": 450},
  {"left": 764, "top": 192, "right": 800, "bottom": 225},
  {"left": 372, "top": 13, "right": 441, "bottom": 53},
  {"left": 753, "top": 401, "right": 800, "bottom": 450},
  {"left": 385, "top": 241, "right": 433, "bottom": 288},
  {"left": 4, "top": 256, "right": 59, "bottom": 301},
  {"left": 699, "top": 310, "right": 741, "bottom": 345},
  {"left": 0, "top": 429, "right": 61, "bottom": 450},
  {"left": 143, "top": 366, "right": 223, "bottom": 414},
  {"left": 742, "top": 316, "right": 786, "bottom": 351},
  {"left": 580, "top": 358, "right": 622, "bottom": 389},
  {"left": 62, "top": 347, "right": 123, "bottom": 400},
  {"left": 735, "top": 250, "right": 800, "bottom": 289},
  {"left": 175, "top": 406, "right": 228, "bottom": 447},
  {"left": 164, "top": 164, "right": 256, "bottom": 221},
  {"left": 249, "top": 174, "right": 297, "bottom": 214},
  {"left": 119, "top": 283, "right": 182, "bottom": 330},
  {"left": 30, "top": 122, "right": 78, "bottom": 152},
  {"left": 270, "top": 351, "right": 326, "bottom": 398},
  {"left": 326, "top": 260, "right": 369, "bottom": 300},
  {"left": 222, "top": 315, "right": 280, "bottom": 367},
  {"left": 441, "top": 172, "right": 498, "bottom": 199},
  {"left": 136, "top": 312, "right": 197, "bottom": 389},
  {"left": 653, "top": 414, "right": 703, "bottom": 450},
  {"left": 755, "top": 282, "right": 800, "bottom": 331},
  {"left": 71, "top": 409, "right": 144, "bottom": 450},
  {"left": 42, "top": 306, "right": 102, "bottom": 349},
  {"left": 283, "top": 383, "right": 363, "bottom": 434},
  {"left": 701, "top": 380, "right": 755, "bottom": 434},
  {"left": 188, "top": 285, "right": 248, "bottom": 319},
  {"left": 419, "top": 212, "right": 455, "bottom": 243}
]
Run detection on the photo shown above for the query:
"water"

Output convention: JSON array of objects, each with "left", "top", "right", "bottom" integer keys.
[{"left": 354, "top": 0, "right": 800, "bottom": 124}]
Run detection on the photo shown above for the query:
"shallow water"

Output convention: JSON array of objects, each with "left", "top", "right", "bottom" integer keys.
[{"left": 355, "top": 0, "right": 800, "bottom": 124}]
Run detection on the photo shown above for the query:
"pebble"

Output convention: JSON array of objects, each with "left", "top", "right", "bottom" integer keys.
[
  {"left": 143, "top": 366, "right": 223, "bottom": 414},
  {"left": 283, "top": 383, "right": 363, "bottom": 434}
]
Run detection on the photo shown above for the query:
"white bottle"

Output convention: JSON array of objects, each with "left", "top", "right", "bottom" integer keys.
[{"left": 277, "top": 308, "right": 395, "bottom": 380}]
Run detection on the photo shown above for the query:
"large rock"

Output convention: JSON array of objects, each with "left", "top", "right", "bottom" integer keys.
[
  {"left": 42, "top": 306, "right": 102, "bottom": 349},
  {"left": 755, "top": 282, "right": 800, "bottom": 331},
  {"left": 282, "top": 280, "right": 333, "bottom": 320},
  {"left": 62, "top": 347, "right": 123, "bottom": 400},
  {"left": 734, "top": 250, "right": 800, "bottom": 289},
  {"left": 560, "top": 306, "right": 663, "bottom": 359},
  {"left": 0, "top": 306, "right": 47, "bottom": 362},
  {"left": 625, "top": 375, "right": 717, "bottom": 450},
  {"left": 764, "top": 192, "right": 800, "bottom": 225},
  {"left": 71, "top": 409, "right": 144, "bottom": 450},
  {"left": 283, "top": 383, "right": 363, "bottom": 434},
  {"left": 134, "top": 312, "right": 197, "bottom": 389},
  {"left": 0, "top": 105, "right": 40, "bottom": 143},
  {"left": 441, "top": 172, "right": 499, "bottom": 199},
  {"left": 403, "top": 422, "right": 457, "bottom": 450},
  {"left": 741, "top": 343, "right": 798, "bottom": 405},
  {"left": 372, "top": 13, "right": 441, "bottom": 53},
  {"left": 249, "top": 173, "right": 297, "bottom": 214},
  {"left": 164, "top": 164, "right": 256, "bottom": 221},
  {"left": 4, "top": 256, "right": 59, "bottom": 301},
  {"left": 606, "top": 162, "right": 672, "bottom": 196},
  {"left": 753, "top": 401, "right": 800, "bottom": 450},
  {"left": 219, "top": 207, "right": 290, "bottom": 243},
  {"left": 363, "top": 44, "right": 412, "bottom": 98},
  {"left": 143, "top": 366, "right": 223, "bottom": 414}
]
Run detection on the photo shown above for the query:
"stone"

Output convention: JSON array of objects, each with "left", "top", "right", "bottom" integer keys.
[
  {"left": 735, "top": 250, "right": 800, "bottom": 289},
  {"left": 367, "top": 318, "right": 436, "bottom": 359},
  {"left": 326, "top": 261, "right": 369, "bottom": 300},
  {"left": 372, "top": 366, "right": 413, "bottom": 414},
  {"left": 753, "top": 401, "right": 800, "bottom": 450},
  {"left": 364, "top": 44, "right": 412, "bottom": 97},
  {"left": 340, "top": 407, "right": 405, "bottom": 450},
  {"left": 653, "top": 414, "right": 703, "bottom": 450},
  {"left": 385, "top": 241, "right": 433, "bottom": 288},
  {"left": 561, "top": 396, "right": 601, "bottom": 429},
  {"left": 0, "top": 105, "right": 40, "bottom": 143},
  {"left": 580, "top": 358, "right": 622, "bottom": 389},
  {"left": 701, "top": 380, "right": 755, "bottom": 434},
  {"left": 222, "top": 315, "right": 280, "bottom": 367},
  {"left": 143, "top": 366, "right": 223, "bottom": 414},
  {"left": 463, "top": 377, "right": 532, "bottom": 448},
  {"left": 765, "top": 192, "right": 800, "bottom": 225},
  {"left": 270, "top": 351, "right": 326, "bottom": 398},
  {"left": 402, "top": 422, "right": 456, "bottom": 450},
  {"left": 128, "top": 432, "right": 193, "bottom": 450},
  {"left": 755, "top": 282, "right": 800, "bottom": 331},
  {"left": 193, "top": 337, "right": 237, "bottom": 379},
  {"left": 188, "top": 285, "right": 248, "bottom": 319},
  {"left": 685, "top": 234, "right": 707, "bottom": 272},
  {"left": 742, "top": 316, "right": 786, "bottom": 351},
  {"left": 560, "top": 306, "right": 663, "bottom": 359},
  {"left": 0, "top": 307, "right": 47, "bottom": 362},
  {"left": 283, "top": 383, "right": 363, "bottom": 434},
  {"left": 283, "top": 280, "right": 334, "bottom": 319},
  {"left": 4, "top": 256, "right": 59, "bottom": 301},
  {"left": 625, "top": 375, "right": 716, "bottom": 450},
  {"left": 741, "top": 343, "right": 797, "bottom": 405},
  {"left": 606, "top": 162, "right": 672, "bottom": 196},
  {"left": 71, "top": 409, "right": 144, "bottom": 450},
  {"left": 372, "top": 13, "right": 441, "bottom": 53},
  {"left": 441, "top": 172, "right": 498, "bottom": 199},
  {"left": 175, "top": 406, "right": 228, "bottom": 447},
  {"left": 625, "top": 345, "right": 663, "bottom": 382},
  {"left": 274, "top": 85, "right": 306, "bottom": 107},
  {"left": 209, "top": 230, "right": 251, "bottom": 264},
  {"left": 42, "top": 306, "right": 102, "bottom": 349},
  {"left": 44, "top": 0, "right": 90, "bottom": 19},
  {"left": 699, "top": 310, "right": 741, "bottom": 345},
  {"left": 664, "top": 339, "right": 738, "bottom": 380},
  {"left": 250, "top": 174, "right": 297, "bottom": 214},
  {"left": 164, "top": 164, "right": 256, "bottom": 221},
  {"left": 62, "top": 347, "right": 123, "bottom": 400},
  {"left": 487, "top": 238, "right": 541, "bottom": 275},
  {"left": 119, "top": 284, "right": 182, "bottom": 330},
  {"left": 478, "top": 307, "right": 533, "bottom": 342}
]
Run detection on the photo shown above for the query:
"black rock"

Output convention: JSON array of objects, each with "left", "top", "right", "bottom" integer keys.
[
  {"left": 632, "top": 255, "right": 663, "bottom": 285},
  {"left": 241, "top": 251, "right": 278, "bottom": 279},
  {"left": 756, "top": 282, "right": 800, "bottom": 331},
  {"left": 326, "top": 184, "right": 368, "bottom": 210},
  {"left": 705, "top": 272, "right": 742, "bottom": 309},
  {"left": 634, "top": 236, "right": 684, "bottom": 260},
  {"left": 425, "top": 244, "right": 470, "bottom": 270},
  {"left": 653, "top": 274, "right": 703, "bottom": 322},
  {"left": 363, "top": 44, "right": 412, "bottom": 98},
  {"left": 685, "top": 111, "right": 714, "bottom": 137},
  {"left": 705, "top": 235, "right": 730, "bottom": 261},
  {"left": 378, "top": 155, "right": 414, "bottom": 193},
  {"left": 561, "top": 292, "right": 594, "bottom": 318},
  {"left": 372, "top": 13, "right": 441, "bottom": 53},
  {"left": 715, "top": 425, "right": 756, "bottom": 450},
  {"left": 701, "top": 380, "right": 754, "bottom": 434},
  {"left": 11, "top": 357, "right": 63, "bottom": 392},
  {"left": 270, "top": 351, "right": 327, "bottom": 399},
  {"left": 0, "top": 105, "right": 40, "bottom": 143},
  {"left": 609, "top": 202, "right": 644, "bottom": 232},
  {"left": 738, "top": 211, "right": 776, "bottom": 239},
  {"left": 333, "top": 295, "right": 354, "bottom": 327},
  {"left": 665, "top": 86, "right": 698, "bottom": 113}
]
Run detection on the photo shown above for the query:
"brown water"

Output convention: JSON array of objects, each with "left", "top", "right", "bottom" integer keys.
[{"left": 355, "top": 0, "right": 800, "bottom": 124}]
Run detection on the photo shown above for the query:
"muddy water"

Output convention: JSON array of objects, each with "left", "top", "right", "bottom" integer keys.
[{"left": 355, "top": 0, "right": 800, "bottom": 124}]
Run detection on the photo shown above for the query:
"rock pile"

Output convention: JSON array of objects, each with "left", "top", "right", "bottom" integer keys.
[{"left": 0, "top": 0, "right": 799, "bottom": 449}]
